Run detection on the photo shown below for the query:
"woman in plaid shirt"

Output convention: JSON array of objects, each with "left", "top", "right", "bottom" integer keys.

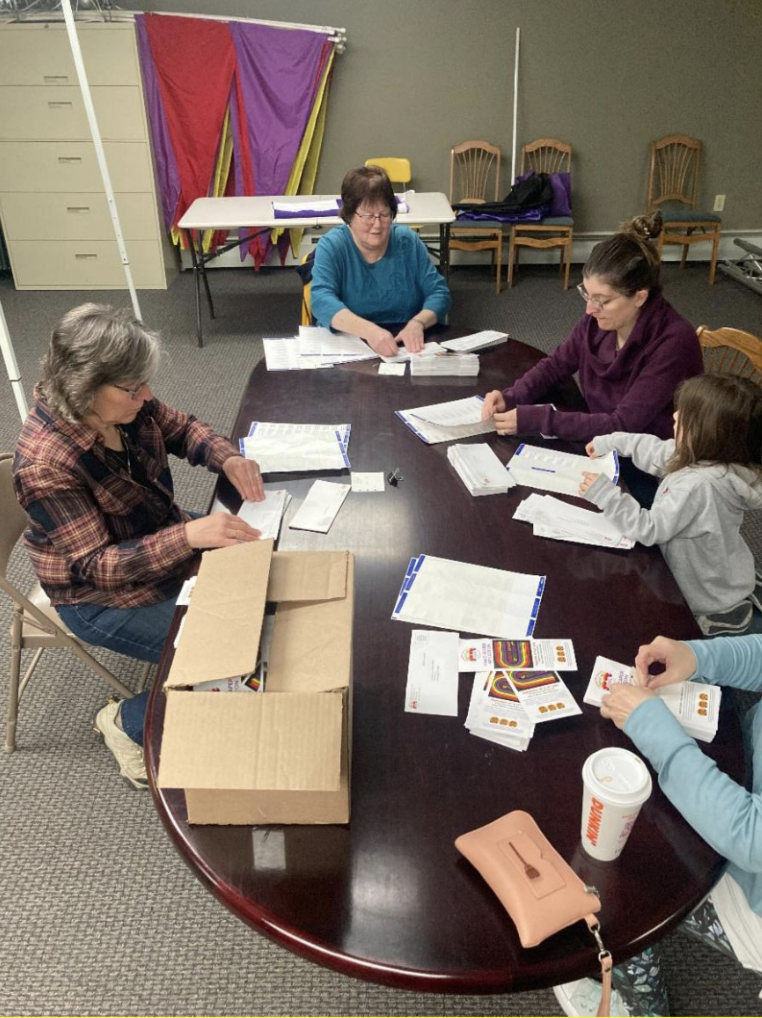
[{"left": 13, "top": 303, "right": 264, "bottom": 788}]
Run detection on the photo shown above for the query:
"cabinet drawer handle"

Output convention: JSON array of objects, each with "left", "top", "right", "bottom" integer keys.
[
  {"left": 57, "top": 157, "right": 82, "bottom": 164},
  {"left": 74, "top": 253, "right": 98, "bottom": 260},
  {"left": 47, "top": 101, "right": 74, "bottom": 109},
  {"left": 43, "top": 75, "right": 70, "bottom": 83},
  {"left": 67, "top": 206, "right": 91, "bottom": 214}
]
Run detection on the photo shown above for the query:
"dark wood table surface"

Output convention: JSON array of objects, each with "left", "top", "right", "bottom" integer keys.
[{"left": 145, "top": 333, "right": 744, "bottom": 994}]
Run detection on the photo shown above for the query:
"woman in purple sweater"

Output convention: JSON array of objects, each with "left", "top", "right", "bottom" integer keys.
[{"left": 482, "top": 213, "right": 703, "bottom": 444}]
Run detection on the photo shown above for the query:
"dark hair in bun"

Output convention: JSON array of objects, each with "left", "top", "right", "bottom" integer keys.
[{"left": 584, "top": 211, "right": 663, "bottom": 293}]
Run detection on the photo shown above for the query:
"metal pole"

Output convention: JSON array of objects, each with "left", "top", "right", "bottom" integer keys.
[
  {"left": 0, "top": 299, "right": 27, "bottom": 421},
  {"left": 511, "top": 27, "right": 520, "bottom": 186},
  {"left": 60, "top": 0, "right": 142, "bottom": 319}
]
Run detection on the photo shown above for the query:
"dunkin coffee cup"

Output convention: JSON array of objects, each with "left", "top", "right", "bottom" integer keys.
[{"left": 581, "top": 747, "right": 653, "bottom": 861}]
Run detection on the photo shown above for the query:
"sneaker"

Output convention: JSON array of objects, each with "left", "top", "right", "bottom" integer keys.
[
  {"left": 94, "top": 699, "right": 148, "bottom": 789},
  {"left": 695, "top": 600, "right": 753, "bottom": 637},
  {"left": 553, "top": 977, "right": 631, "bottom": 1017}
]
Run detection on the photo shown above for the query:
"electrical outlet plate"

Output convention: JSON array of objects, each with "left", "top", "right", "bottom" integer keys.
[{"left": 713, "top": 194, "right": 726, "bottom": 212}]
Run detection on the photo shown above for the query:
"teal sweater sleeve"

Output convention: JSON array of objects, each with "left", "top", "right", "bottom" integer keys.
[{"left": 625, "top": 635, "right": 762, "bottom": 877}]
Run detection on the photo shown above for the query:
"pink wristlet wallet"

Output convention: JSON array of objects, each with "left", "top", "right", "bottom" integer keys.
[{"left": 455, "top": 810, "right": 613, "bottom": 1017}]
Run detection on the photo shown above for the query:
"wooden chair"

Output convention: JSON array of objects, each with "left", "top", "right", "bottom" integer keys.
[
  {"left": 508, "top": 138, "right": 573, "bottom": 290},
  {"left": 647, "top": 135, "right": 722, "bottom": 285},
  {"left": 449, "top": 140, "right": 502, "bottom": 294},
  {"left": 697, "top": 325, "right": 762, "bottom": 383},
  {"left": 0, "top": 452, "right": 136, "bottom": 752}
]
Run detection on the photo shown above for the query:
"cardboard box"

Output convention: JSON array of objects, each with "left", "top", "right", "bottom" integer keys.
[{"left": 157, "top": 540, "right": 354, "bottom": 825}]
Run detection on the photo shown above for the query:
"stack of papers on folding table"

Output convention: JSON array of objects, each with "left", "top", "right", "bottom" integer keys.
[
  {"left": 513, "top": 493, "right": 634, "bottom": 549},
  {"left": 447, "top": 443, "right": 516, "bottom": 496},
  {"left": 584, "top": 656, "right": 720, "bottom": 742}
]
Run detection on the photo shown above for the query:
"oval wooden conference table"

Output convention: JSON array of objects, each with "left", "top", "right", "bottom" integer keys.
[{"left": 146, "top": 331, "right": 744, "bottom": 995}]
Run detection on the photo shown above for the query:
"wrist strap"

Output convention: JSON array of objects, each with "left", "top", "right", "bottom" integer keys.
[{"left": 585, "top": 915, "right": 613, "bottom": 1018}]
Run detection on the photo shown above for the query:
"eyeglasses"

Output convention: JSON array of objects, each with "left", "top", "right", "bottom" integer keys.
[
  {"left": 113, "top": 381, "right": 148, "bottom": 400},
  {"left": 577, "top": 284, "right": 620, "bottom": 313},
  {"left": 355, "top": 211, "right": 392, "bottom": 223}
]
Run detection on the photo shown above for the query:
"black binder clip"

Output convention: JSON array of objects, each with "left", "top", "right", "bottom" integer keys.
[{"left": 387, "top": 467, "right": 403, "bottom": 486}]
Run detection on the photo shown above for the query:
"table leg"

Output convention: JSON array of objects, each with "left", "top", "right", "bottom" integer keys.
[
  {"left": 441, "top": 223, "right": 451, "bottom": 281},
  {"left": 185, "top": 228, "right": 205, "bottom": 348}
]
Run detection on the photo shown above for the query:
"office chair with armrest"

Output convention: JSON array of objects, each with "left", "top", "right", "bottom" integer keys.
[
  {"left": 696, "top": 326, "right": 762, "bottom": 383},
  {"left": 1, "top": 453, "right": 135, "bottom": 753},
  {"left": 647, "top": 135, "right": 722, "bottom": 285},
  {"left": 508, "top": 138, "right": 573, "bottom": 290},
  {"left": 449, "top": 140, "right": 503, "bottom": 294}
]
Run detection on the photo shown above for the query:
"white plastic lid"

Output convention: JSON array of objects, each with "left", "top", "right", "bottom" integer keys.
[{"left": 582, "top": 747, "right": 653, "bottom": 806}]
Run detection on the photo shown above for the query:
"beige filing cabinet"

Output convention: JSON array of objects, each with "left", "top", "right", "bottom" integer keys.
[{"left": 0, "top": 21, "right": 177, "bottom": 290}]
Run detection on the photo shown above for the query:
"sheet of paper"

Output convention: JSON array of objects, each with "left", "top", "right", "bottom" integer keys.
[
  {"left": 176, "top": 576, "right": 197, "bottom": 606},
  {"left": 351, "top": 472, "right": 386, "bottom": 492},
  {"left": 263, "top": 337, "right": 307, "bottom": 371},
  {"left": 404, "top": 630, "right": 460, "bottom": 715},
  {"left": 378, "top": 362, "right": 406, "bottom": 376},
  {"left": 397, "top": 397, "right": 496, "bottom": 445},
  {"left": 241, "top": 422, "right": 351, "bottom": 473},
  {"left": 288, "top": 480, "right": 351, "bottom": 533},
  {"left": 297, "top": 326, "right": 376, "bottom": 362},
  {"left": 513, "top": 493, "right": 634, "bottom": 549},
  {"left": 504, "top": 669, "right": 582, "bottom": 723},
  {"left": 392, "top": 554, "right": 545, "bottom": 638},
  {"left": 458, "top": 637, "right": 577, "bottom": 672},
  {"left": 237, "top": 490, "right": 290, "bottom": 541},
  {"left": 507, "top": 443, "right": 619, "bottom": 496},
  {"left": 409, "top": 395, "right": 485, "bottom": 427}
]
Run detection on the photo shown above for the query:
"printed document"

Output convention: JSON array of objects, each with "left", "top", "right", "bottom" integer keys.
[
  {"left": 237, "top": 490, "right": 291, "bottom": 541},
  {"left": 440, "top": 330, "right": 509, "bottom": 353},
  {"left": 397, "top": 396, "right": 496, "bottom": 445},
  {"left": 240, "top": 422, "right": 350, "bottom": 473},
  {"left": 404, "top": 630, "right": 460, "bottom": 716},
  {"left": 513, "top": 492, "right": 634, "bottom": 549},
  {"left": 465, "top": 671, "right": 535, "bottom": 750},
  {"left": 392, "top": 554, "right": 545, "bottom": 638},
  {"left": 458, "top": 637, "right": 577, "bottom": 672},
  {"left": 507, "top": 444, "right": 619, "bottom": 496}
]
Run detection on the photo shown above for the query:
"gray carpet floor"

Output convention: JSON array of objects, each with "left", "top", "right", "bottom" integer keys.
[{"left": 1, "top": 261, "right": 761, "bottom": 1017}]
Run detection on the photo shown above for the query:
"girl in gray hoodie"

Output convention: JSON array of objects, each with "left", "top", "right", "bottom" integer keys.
[{"left": 580, "top": 373, "right": 762, "bottom": 636}]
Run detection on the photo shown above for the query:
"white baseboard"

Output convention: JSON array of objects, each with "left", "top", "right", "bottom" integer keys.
[{"left": 179, "top": 229, "right": 762, "bottom": 270}]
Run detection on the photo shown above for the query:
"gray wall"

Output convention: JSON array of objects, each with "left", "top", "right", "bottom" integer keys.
[{"left": 121, "top": 0, "right": 762, "bottom": 233}]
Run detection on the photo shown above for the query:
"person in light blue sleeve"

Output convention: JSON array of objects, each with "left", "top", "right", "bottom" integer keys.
[
  {"left": 310, "top": 165, "right": 451, "bottom": 358},
  {"left": 554, "top": 634, "right": 762, "bottom": 1018}
]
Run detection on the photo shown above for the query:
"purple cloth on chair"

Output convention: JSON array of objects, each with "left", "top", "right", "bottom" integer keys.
[{"left": 516, "top": 170, "right": 573, "bottom": 217}]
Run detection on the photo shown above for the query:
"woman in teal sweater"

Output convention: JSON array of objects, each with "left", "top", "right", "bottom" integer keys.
[
  {"left": 310, "top": 165, "right": 451, "bottom": 357},
  {"left": 555, "top": 634, "right": 762, "bottom": 1017}
]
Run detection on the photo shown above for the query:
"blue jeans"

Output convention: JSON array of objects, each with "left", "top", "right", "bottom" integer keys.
[{"left": 56, "top": 591, "right": 180, "bottom": 747}]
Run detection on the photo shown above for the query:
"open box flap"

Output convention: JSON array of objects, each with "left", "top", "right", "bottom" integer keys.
[
  {"left": 165, "top": 540, "right": 273, "bottom": 689},
  {"left": 267, "top": 550, "right": 348, "bottom": 602}
]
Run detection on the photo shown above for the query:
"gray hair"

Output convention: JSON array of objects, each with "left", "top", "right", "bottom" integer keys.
[{"left": 41, "top": 303, "right": 161, "bottom": 422}]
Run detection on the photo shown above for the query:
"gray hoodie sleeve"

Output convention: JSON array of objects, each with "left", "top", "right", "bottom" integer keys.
[
  {"left": 582, "top": 470, "right": 706, "bottom": 546},
  {"left": 590, "top": 432, "right": 675, "bottom": 478}
]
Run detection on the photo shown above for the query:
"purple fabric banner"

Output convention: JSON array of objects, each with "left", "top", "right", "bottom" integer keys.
[
  {"left": 230, "top": 23, "right": 329, "bottom": 197},
  {"left": 135, "top": 15, "right": 181, "bottom": 232}
]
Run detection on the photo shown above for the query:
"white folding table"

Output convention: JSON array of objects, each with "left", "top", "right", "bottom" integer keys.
[{"left": 177, "top": 193, "right": 456, "bottom": 346}]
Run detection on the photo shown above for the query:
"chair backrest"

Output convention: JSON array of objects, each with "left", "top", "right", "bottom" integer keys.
[
  {"left": 0, "top": 452, "right": 29, "bottom": 579},
  {"left": 697, "top": 325, "right": 762, "bottom": 383},
  {"left": 520, "top": 138, "right": 572, "bottom": 176},
  {"left": 364, "top": 158, "right": 412, "bottom": 187},
  {"left": 449, "top": 140, "right": 501, "bottom": 204},
  {"left": 647, "top": 134, "right": 701, "bottom": 210}
]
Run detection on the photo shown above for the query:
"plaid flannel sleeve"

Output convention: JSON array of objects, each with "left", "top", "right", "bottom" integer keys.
[
  {"left": 17, "top": 460, "right": 193, "bottom": 594},
  {"left": 151, "top": 401, "right": 239, "bottom": 472}
]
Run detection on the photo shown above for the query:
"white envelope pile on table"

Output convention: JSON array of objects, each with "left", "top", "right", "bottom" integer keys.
[
  {"left": 447, "top": 443, "right": 516, "bottom": 496},
  {"left": 513, "top": 492, "right": 634, "bottom": 549},
  {"left": 240, "top": 422, "right": 351, "bottom": 473},
  {"left": 440, "top": 330, "right": 509, "bottom": 353},
  {"left": 409, "top": 353, "right": 479, "bottom": 376},
  {"left": 507, "top": 444, "right": 619, "bottom": 497}
]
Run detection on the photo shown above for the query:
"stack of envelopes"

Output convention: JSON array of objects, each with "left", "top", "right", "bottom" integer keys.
[{"left": 447, "top": 443, "right": 515, "bottom": 496}]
